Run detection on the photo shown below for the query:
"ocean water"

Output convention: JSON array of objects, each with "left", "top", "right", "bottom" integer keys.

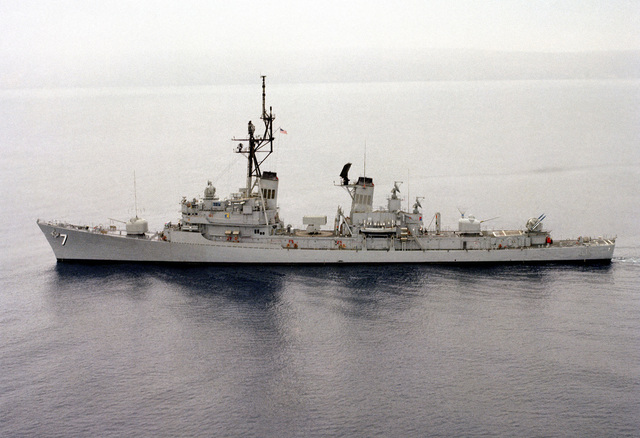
[{"left": 1, "top": 79, "right": 639, "bottom": 436}]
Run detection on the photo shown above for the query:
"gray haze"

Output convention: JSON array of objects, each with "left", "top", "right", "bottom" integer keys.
[{"left": 1, "top": 1, "right": 639, "bottom": 88}]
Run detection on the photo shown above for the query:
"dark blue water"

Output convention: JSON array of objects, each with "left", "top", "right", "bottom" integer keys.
[
  {"left": 1, "top": 80, "right": 639, "bottom": 436},
  {"left": 2, "top": 263, "right": 639, "bottom": 436}
]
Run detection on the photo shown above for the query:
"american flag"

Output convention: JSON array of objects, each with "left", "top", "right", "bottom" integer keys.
[{"left": 279, "top": 127, "right": 288, "bottom": 134}]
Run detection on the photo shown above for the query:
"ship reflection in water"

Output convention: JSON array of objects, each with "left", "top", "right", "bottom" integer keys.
[{"left": 38, "top": 262, "right": 628, "bottom": 437}]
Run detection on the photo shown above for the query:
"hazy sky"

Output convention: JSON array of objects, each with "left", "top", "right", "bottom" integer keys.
[
  {"left": 1, "top": 0, "right": 638, "bottom": 58},
  {"left": 0, "top": 1, "right": 638, "bottom": 87}
]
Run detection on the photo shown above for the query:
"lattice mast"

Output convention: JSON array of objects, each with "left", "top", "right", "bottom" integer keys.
[{"left": 234, "top": 76, "right": 275, "bottom": 194}]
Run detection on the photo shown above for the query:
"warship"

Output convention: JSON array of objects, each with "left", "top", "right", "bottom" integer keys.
[{"left": 38, "top": 77, "right": 615, "bottom": 264}]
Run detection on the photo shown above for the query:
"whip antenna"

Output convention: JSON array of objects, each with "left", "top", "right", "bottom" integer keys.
[{"left": 134, "top": 171, "right": 138, "bottom": 218}]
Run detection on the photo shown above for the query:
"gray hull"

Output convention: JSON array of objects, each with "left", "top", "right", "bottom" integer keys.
[{"left": 38, "top": 221, "right": 615, "bottom": 264}]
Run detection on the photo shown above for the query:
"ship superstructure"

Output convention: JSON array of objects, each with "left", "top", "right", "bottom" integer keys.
[{"left": 37, "top": 77, "right": 616, "bottom": 264}]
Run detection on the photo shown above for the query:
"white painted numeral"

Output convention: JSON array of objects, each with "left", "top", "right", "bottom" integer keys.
[{"left": 52, "top": 230, "right": 68, "bottom": 246}]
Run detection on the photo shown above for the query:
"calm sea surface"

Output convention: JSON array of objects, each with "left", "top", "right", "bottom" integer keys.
[{"left": 1, "top": 80, "right": 639, "bottom": 436}]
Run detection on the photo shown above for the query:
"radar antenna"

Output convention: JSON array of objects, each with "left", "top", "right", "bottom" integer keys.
[
  {"left": 391, "top": 181, "right": 402, "bottom": 199},
  {"left": 413, "top": 196, "right": 424, "bottom": 214},
  {"left": 340, "top": 163, "right": 352, "bottom": 185}
]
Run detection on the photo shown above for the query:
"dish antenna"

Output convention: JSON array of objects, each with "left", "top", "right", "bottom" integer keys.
[
  {"left": 391, "top": 181, "right": 402, "bottom": 199},
  {"left": 413, "top": 196, "right": 424, "bottom": 214}
]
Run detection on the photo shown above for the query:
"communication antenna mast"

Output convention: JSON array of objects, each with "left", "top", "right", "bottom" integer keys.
[
  {"left": 407, "top": 169, "right": 410, "bottom": 211},
  {"left": 232, "top": 76, "right": 276, "bottom": 194},
  {"left": 261, "top": 75, "right": 267, "bottom": 120},
  {"left": 133, "top": 171, "right": 139, "bottom": 219},
  {"left": 363, "top": 140, "right": 367, "bottom": 178}
]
